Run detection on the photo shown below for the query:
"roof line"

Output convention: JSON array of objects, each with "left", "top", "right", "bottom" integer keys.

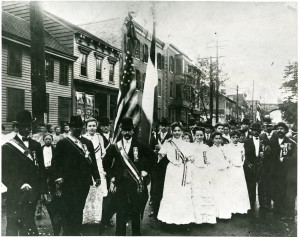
[{"left": 79, "top": 17, "right": 123, "bottom": 26}]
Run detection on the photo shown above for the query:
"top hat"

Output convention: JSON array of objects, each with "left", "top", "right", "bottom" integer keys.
[
  {"left": 229, "top": 119, "right": 237, "bottom": 126},
  {"left": 99, "top": 117, "right": 110, "bottom": 126},
  {"left": 251, "top": 123, "right": 262, "bottom": 131},
  {"left": 241, "top": 118, "right": 251, "bottom": 125},
  {"left": 15, "top": 110, "right": 36, "bottom": 125},
  {"left": 120, "top": 117, "right": 134, "bottom": 131},
  {"left": 263, "top": 117, "right": 272, "bottom": 124},
  {"left": 275, "top": 122, "right": 289, "bottom": 132},
  {"left": 69, "top": 116, "right": 84, "bottom": 128},
  {"left": 159, "top": 118, "right": 170, "bottom": 126}
]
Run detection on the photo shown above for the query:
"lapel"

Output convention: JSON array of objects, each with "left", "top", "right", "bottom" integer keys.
[
  {"left": 247, "top": 138, "right": 256, "bottom": 155},
  {"left": 14, "top": 135, "right": 27, "bottom": 148}
]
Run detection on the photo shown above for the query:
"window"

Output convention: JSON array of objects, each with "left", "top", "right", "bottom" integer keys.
[
  {"left": 58, "top": 97, "right": 71, "bottom": 124},
  {"left": 7, "top": 88, "right": 24, "bottom": 121},
  {"left": 170, "top": 82, "right": 173, "bottom": 97},
  {"left": 7, "top": 45, "right": 22, "bottom": 76},
  {"left": 136, "top": 70, "right": 141, "bottom": 90},
  {"left": 135, "top": 40, "right": 140, "bottom": 59},
  {"left": 143, "top": 44, "right": 148, "bottom": 62},
  {"left": 140, "top": 43, "right": 144, "bottom": 61},
  {"left": 96, "top": 58, "right": 102, "bottom": 80},
  {"left": 109, "top": 63, "right": 114, "bottom": 82},
  {"left": 158, "top": 79, "right": 162, "bottom": 96},
  {"left": 80, "top": 53, "right": 88, "bottom": 76},
  {"left": 169, "top": 56, "right": 174, "bottom": 72},
  {"left": 59, "top": 61, "right": 69, "bottom": 85},
  {"left": 45, "top": 58, "right": 54, "bottom": 82},
  {"left": 176, "top": 84, "right": 181, "bottom": 98},
  {"left": 157, "top": 53, "right": 162, "bottom": 70},
  {"left": 176, "top": 57, "right": 182, "bottom": 74}
]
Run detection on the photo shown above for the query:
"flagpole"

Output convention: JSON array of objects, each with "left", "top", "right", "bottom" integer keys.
[{"left": 252, "top": 80, "right": 254, "bottom": 123}]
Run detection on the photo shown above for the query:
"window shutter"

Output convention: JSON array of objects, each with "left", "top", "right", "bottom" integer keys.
[{"left": 7, "top": 88, "right": 24, "bottom": 121}]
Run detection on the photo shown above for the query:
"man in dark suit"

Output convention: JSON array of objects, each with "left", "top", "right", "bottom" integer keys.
[
  {"left": 270, "top": 122, "right": 297, "bottom": 219},
  {"left": 51, "top": 116, "right": 101, "bottom": 236},
  {"left": 241, "top": 118, "right": 252, "bottom": 140},
  {"left": 244, "top": 123, "right": 270, "bottom": 212},
  {"left": 2, "top": 110, "right": 48, "bottom": 236},
  {"left": 148, "top": 118, "right": 173, "bottom": 218},
  {"left": 103, "top": 117, "right": 155, "bottom": 236}
]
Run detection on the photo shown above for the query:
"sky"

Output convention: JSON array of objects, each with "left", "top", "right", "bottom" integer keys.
[{"left": 42, "top": 1, "right": 298, "bottom": 104}]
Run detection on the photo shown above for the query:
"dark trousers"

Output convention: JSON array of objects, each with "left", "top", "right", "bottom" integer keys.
[
  {"left": 258, "top": 171, "right": 272, "bottom": 207},
  {"left": 61, "top": 184, "right": 90, "bottom": 236},
  {"left": 115, "top": 189, "right": 141, "bottom": 236},
  {"left": 45, "top": 197, "right": 62, "bottom": 236},
  {"left": 100, "top": 193, "right": 117, "bottom": 225},
  {"left": 246, "top": 179, "right": 256, "bottom": 209},
  {"left": 272, "top": 175, "right": 286, "bottom": 213},
  {"left": 285, "top": 181, "right": 297, "bottom": 217},
  {"left": 6, "top": 191, "right": 39, "bottom": 236}
]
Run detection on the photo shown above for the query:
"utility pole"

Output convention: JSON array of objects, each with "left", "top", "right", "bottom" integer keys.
[
  {"left": 252, "top": 80, "right": 254, "bottom": 122},
  {"left": 236, "top": 85, "right": 239, "bottom": 122},
  {"left": 206, "top": 39, "right": 227, "bottom": 123},
  {"left": 30, "top": 1, "right": 46, "bottom": 126},
  {"left": 209, "top": 57, "right": 214, "bottom": 126}
]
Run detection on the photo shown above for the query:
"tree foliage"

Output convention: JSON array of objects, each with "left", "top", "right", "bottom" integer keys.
[{"left": 280, "top": 61, "right": 298, "bottom": 124}]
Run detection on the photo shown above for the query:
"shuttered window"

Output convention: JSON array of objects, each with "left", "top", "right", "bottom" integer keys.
[
  {"left": 45, "top": 58, "right": 54, "bottom": 82},
  {"left": 58, "top": 97, "right": 71, "bottom": 124},
  {"left": 157, "top": 53, "right": 162, "bottom": 70},
  {"left": 109, "top": 63, "right": 114, "bottom": 82},
  {"left": 80, "top": 53, "right": 88, "bottom": 76},
  {"left": 59, "top": 61, "right": 69, "bottom": 86},
  {"left": 96, "top": 58, "right": 102, "bottom": 80},
  {"left": 7, "top": 45, "right": 22, "bottom": 76},
  {"left": 136, "top": 70, "right": 141, "bottom": 90},
  {"left": 7, "top": 88, "right": 24, "bottom": 121}
]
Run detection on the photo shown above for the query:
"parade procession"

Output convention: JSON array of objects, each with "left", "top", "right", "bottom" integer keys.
[{"left": 1, "top": 1, "right": 298, "bottom": 236}]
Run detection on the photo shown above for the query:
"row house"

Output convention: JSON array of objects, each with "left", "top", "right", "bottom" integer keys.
[
  {"left": 1, "top": 10, "right": 77, "bottom": 132},
  {"left": 228, "top": 93, "right": 251, "bottom": 122},
  {"left": 2, "top": 1, "right": 122, "bottom": 121},
  {"left": 81, "top": 18, "right": 197, "bottom": 124}
]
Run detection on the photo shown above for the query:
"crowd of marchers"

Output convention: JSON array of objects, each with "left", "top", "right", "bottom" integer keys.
[{"left": 1, "top": 111, "right": 297, "bottom": 236}]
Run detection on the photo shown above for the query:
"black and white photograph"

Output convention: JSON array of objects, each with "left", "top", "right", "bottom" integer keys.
[{"left": 1, "top": 0, "right": 298, "bottom": 236}]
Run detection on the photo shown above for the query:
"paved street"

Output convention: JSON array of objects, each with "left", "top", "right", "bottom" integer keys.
[{"left": 1, "top": 193, "right": 297, "bottom": 236}]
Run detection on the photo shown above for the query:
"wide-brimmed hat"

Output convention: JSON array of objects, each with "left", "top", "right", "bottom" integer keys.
[
  {"left": 120, "top": 117, "right": 134, "bottom": 131},
  {"left": 159, "top": 118, "right": 170, "bottom": 126},
  {"left": 275, "top": 122, "right": 289, "bottom": 132},
  {"left": 99, "top": 117, "right": 110, "bottom": 126},
  {"left": 15, "top": 110, "right": 36, "bottom": 125},
  {"left": 241, "top": 118, "right": 251, "bottom": 125},
  {"left": 251, "top": 123, "right": 262, "bottom": 131},
  {"left": 69, "top": 116, "right": 84, "bottom": 128}
]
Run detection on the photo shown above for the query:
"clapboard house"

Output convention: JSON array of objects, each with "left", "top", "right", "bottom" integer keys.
[
  {"left": 1, "top": 10, "right": 77, "bottom": 132},
  {"left": 2, "top": 1, "right": 122, "bottom": 121}
]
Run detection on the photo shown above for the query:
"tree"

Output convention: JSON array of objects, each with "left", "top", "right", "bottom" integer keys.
[
  {"left": 279, "top": 61, "right": 298, "bottom": 124},
  {"left": 180, "top": 57, "right": 228, "bottom": 123}
]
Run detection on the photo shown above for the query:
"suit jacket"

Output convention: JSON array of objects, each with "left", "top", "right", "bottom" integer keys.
[
  {"left": 244, "top": 136, "right": 270, "bottom": 181},
  {"left": 51, "top": 136, "right": 100, "bottom": 188},
  {"left": 103, "top": 138, "right": 156, "bottom": 190},
  {"left": 2, "top": 135, "right": 48, "bottom": 199},
  {"left": 99, "top": 131, "right": 111, "bottom": 150},
  {"left": 269, "top": 135, "right": 297, "bottom": 181},
  {"left": 150, "top": 132, "right": 173, "bottom": 150}
]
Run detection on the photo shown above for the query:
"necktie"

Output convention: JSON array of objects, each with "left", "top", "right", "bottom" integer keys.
[{"left": 22, "top": 137, "right": 29, "bottom": 142}]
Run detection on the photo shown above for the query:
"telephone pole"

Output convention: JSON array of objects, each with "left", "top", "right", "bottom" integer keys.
[
  {"left": 209, "top": 57, "right": 214, "bottom": 125},
  {"left": 236, "top": 85, "right": 239, "bottom": 122}
]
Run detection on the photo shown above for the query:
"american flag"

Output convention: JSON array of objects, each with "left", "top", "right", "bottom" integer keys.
[{"left": 113, "top": 16, "right": 139, "bottom": 142}]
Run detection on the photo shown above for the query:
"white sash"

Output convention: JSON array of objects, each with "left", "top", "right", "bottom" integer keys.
[{"left": 8, "top": 140, "right": 34, "bottom": 162}]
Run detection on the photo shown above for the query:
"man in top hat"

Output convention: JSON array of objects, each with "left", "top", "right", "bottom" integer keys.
[
  {"left": 103, "top": 117, "right": 156, "bottom": 236},
  {"left": 51, "top": 115, "right": 101, "bottom": 236},
  {"left": 149, "top": 118, "right": 173, "bottom": 218},
  {"left": 2, "top": 110, "right": 48, "bottom": 236},
  {"left": 270, "top": 122, "right": 297, "bottom": 220},
  {"left": 244, "top": 123, "right": 271, "bottom": 212}
]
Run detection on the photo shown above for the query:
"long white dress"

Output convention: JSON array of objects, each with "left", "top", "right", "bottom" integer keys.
[
  {"left": 224, "top": 143, "right": 250, "bottom": 214},
  {"left": 191, "top": 142, "right": 216, "bottom": 224},
  {"left": 157, "top": 138, "right": 195, "bottom": 225},
  {"left": 207, "top": 145, "right": 232, "bottom": 219},
  {"left": 82, "top": 133, "right": 108, "bottom": 224}
]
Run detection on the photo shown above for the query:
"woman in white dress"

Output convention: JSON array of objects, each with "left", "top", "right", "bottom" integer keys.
[
  {"left": 82, "top": 118, "right": 108, "bottom": 224},
  {"left": 157, "top": 122, "right": 195, "bottom": 225},
  {"left": 191, "top": 127, "right": 216, "bottom": 224},
  {"left": 224, "top": 131, "right": 250, "bottom": 214},
  {"left": 207, "top": 132, "right": 232, "bottom": 219}
]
